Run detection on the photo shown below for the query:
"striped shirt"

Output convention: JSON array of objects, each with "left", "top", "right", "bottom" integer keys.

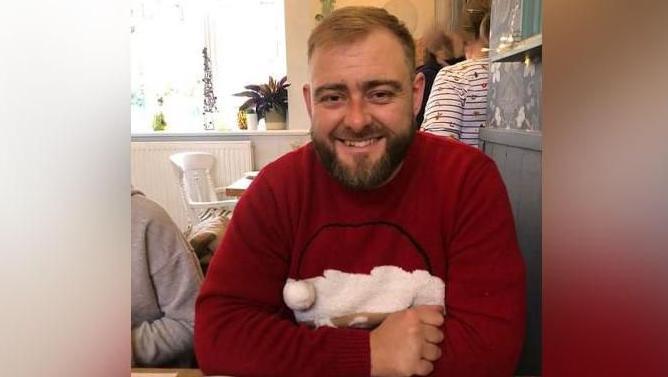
[{"left": 420, "top": 58, "right": 489, "bottom": 148}]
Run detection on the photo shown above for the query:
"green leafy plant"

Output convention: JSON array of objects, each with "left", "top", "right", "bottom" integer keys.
[
  {"left": 233, "top": 76, "right": 289, "bottom": 120},
  {"left": 152, "top": 112, "right": 167, "bottom": 131},
  {"left": 152, "top": 95, "right": 167, "bottom": 131}
]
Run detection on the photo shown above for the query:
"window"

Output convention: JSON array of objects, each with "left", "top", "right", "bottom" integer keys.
[{"left": 131, "top": 0, "right": 286, "bottom": 133}]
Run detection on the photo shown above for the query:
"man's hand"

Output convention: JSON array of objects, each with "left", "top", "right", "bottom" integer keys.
[{"left": 370, "top": 305, "right": 445, "bottom": 377}]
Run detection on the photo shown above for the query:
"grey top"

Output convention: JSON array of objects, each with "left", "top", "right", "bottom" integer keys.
[{"left": 131, "top": 190, "right": 203, "bottom": 367}]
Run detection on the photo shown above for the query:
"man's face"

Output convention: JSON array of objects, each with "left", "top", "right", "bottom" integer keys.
[{"left": 303, "top": 29, "right": 425, "bottom": 190}]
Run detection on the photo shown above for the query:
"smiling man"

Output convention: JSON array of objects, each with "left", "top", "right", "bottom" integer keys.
[
  {"left": 304, "top": 24, "right": 418, "bottom": 190},
  {"left": 195, "top": 7, "right": 526, "bottom": 377}
]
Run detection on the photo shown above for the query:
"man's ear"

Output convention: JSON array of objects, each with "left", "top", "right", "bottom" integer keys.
[
  {"left": 412, "top": 72, "right": 426, "bottom": 116},
  {"left": 302, "top": 84, "right": 313, "bottom": 120}
]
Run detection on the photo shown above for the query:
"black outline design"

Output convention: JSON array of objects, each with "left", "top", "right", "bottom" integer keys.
[{"left": 296, "top": 221, "right": 432, "bottom": 278}]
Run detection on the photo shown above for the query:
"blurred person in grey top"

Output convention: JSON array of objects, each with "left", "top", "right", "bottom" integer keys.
[{"left": 131, "top": 188, "right": 203, "bottom": 367}]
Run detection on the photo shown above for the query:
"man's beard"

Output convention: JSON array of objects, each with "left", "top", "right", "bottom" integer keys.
[{"left": 311, "top": 119, "right": 416, "bottom": 190}]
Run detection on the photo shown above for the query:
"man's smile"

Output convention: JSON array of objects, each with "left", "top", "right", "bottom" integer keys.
[{"left": 335, "top": 136, "right": 386, "bottom": 156}]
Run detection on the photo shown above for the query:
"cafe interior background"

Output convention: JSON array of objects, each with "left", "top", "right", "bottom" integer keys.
[{"left": 130, "top": 0, "right": 542, "bottom": 375}]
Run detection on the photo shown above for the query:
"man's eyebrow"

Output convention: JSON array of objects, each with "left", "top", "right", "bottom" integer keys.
[
  {"left": 313, "top": 83, "right": 348, "bottom": 98},
  {"left": 362, "top": 80, "right": 403, "bottom": 92},
  {"left": 313, "top": 80, "right": 403, "bottom": 98}
]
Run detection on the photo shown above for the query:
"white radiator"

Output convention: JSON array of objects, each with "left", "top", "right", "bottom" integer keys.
[{"left": 131, "top": 141, "right": 253, "bottom": 230}]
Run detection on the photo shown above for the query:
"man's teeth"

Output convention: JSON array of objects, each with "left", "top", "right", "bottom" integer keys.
[{"left": 343, "top": 138, "right": 378, "bottom": 147}]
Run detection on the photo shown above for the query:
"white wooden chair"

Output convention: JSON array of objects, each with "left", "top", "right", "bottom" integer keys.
[{"left": 169, "top": 152, "right": 237, "bottom": 227}]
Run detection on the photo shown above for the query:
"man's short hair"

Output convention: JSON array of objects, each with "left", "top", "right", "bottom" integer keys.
[{"left": 307, "top": 6, "right": 416, "bottom": 75}]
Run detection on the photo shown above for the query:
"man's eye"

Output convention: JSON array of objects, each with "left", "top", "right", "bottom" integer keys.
[
  {"left": 319, "top": 94, "right": 343, "bottom": 103},
  {"left": 369, "top": 91, "right": 395, "bottom": 102}
]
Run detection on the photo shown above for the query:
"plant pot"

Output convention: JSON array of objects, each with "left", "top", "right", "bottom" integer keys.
[
  {"left": 152, "top": 111, "right": 167, "bottom": 131},
  {"left": 265, "top": 109, "right": 286, "bottom": 130},
  {"left": 246, "top": 113, "right": 258, "bottom": 130},
  {"left": 203, "top": 111, "right": 216, "bottom": 130}
]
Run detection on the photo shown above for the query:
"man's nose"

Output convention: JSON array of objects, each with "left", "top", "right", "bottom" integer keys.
[{"left": 344, "top": 95, "right": 371, "bottom": 131}]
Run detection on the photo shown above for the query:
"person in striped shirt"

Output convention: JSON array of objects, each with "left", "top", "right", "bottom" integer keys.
[{"left": 420, "top": 13, "right": 490, "bottom": 148}]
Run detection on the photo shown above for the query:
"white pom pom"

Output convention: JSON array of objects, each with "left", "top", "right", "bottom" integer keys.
[{"left": 283, "top": 279, "right": 316, "bottom": 310}]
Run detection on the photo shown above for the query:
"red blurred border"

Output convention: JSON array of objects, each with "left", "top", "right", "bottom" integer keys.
[{"left": 543, "top": 1, "right": 668, "bottom": 376}]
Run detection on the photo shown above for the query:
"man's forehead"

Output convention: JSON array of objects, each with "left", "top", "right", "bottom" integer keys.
[
  {"left": 308, "top": 69, "right": 408, "bottom": 90},
  {"left": 308, "top": 31, "right": 411, "bottom": 84},
  {"left": 309, "top": 29, "right": 402, "bottom": 58}
]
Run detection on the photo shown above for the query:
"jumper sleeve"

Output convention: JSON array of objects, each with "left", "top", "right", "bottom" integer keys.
[
  {"left": 132, "top": 208, "right": 203, "bottom": 366},
  {"left": 436, "top": 158, "right": 527, "bottom": 376},
  {"left": 195, "top": 174, "right": 370, "bottom": 377},
  {"left": 421, "top": 67, "right": 466, "bottom": 139}
]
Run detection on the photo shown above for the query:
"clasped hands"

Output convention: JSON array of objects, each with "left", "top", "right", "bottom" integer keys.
[{"left": 370, "top": 305, "right": 445, "bottom": 377}]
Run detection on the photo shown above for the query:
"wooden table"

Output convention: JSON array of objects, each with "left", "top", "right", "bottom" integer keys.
[
  {"left": 224, "top": 176, "right": 252, "bottom": 197},
  {"left": 131, "top": 367, "right": 538, "bottom": 377},
  {"left": 224, "top": 171, "right": 258, "bottom": 197},
  {"left": 131, "top": 368, "right": 203, "bottom": 377}
]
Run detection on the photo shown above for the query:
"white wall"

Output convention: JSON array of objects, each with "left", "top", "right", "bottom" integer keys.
[
  {"left": 284, "top": 0, "right": 314, "bottom": 130},
  {"left": 434, "top": 0, "right": 453, "bottom": 30},
  {"left": 251, "top": 133, "right": 311, "bottom": 168}
]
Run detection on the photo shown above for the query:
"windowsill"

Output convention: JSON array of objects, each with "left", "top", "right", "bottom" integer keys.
[
  {"left": 133, "top": 129, "right": 308, "bottom": 137},
  {"left": 131, "top": 129, "right": 310, "bottom": 141},
  {"left": 131, "top": 130, "right": 309, "bottom": 141}
]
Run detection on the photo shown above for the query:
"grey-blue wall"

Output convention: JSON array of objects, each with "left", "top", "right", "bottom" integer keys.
[{"left": 483, "top": 0, "right": 542, "bottom": 375}]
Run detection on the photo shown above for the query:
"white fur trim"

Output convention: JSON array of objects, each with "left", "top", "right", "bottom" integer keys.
[
  {"left": 283, "top": 279, "right": 316, "bottom": 310},
  {"left": 288, "top": 266, "right": 445, "bottom": 327}
]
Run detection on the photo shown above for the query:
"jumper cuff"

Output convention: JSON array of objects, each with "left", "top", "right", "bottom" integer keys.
[{"left": 328, "top": 328, "right": 370, "bottom": 377}]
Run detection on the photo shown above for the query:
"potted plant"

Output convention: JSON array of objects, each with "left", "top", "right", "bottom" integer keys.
[
  {"left": 152, "top": 96, "right": 167, "bottom": 131},
  {"left": 233, "top": 76, "right": 289, "bottom": 130}
]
